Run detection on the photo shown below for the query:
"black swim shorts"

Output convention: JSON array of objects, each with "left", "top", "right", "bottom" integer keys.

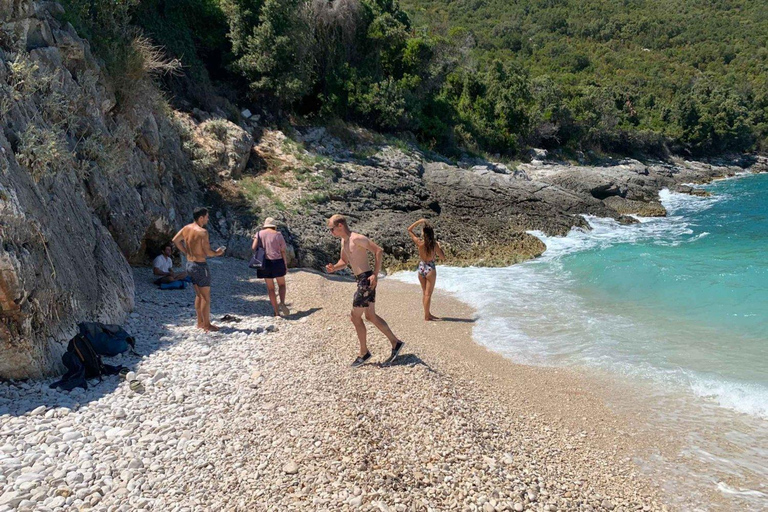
[
  {"left": 186, "top": 261, "right": 211, "bottom": 287},
  {"left": 353, "top": 270, "right": 376, "bottom": 308}
]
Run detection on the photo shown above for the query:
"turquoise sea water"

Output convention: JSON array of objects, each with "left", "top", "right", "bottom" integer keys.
[{"left": 394, "top": 172, "right": 768, "bottom": 503}]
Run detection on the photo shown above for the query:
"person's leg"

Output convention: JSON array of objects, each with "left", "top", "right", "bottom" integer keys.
[
  {"left": 264, "top": 278, "right": 279, "bottom": 316},
  {"left": 193, "top": 285, "right": 203, "bottom": 328},
  {"left": 276, "top": 276, "right": 287, "bottom": 305},
  {"left": 417, "top": 272, "right": 428, "bottom": 318},
  {"left": 424, "top": 270, "right": 438, "bottom": 321},
  {"left": 173, "top": 271, "right": 188, "bottom": 282},
  {"left": 364, "top": 302, "right": 400, "bottom": 348},
  {"left": 350, "top": 308, "right": 368, "bottom": 356},
  {"left": 200, "top": 286, "right": 218, "bottom": 331}
]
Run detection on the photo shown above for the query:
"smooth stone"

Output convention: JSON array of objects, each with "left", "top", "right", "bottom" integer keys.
[
  {"left": 47, "top": 496, "right": 66, "bottom": 508},
  {"left": 104, "top": 428, "right": 122, "bottom": 440},
  {"left": 15, "top": 473, "right": 43, "bottom": 484},
  {"left": 283, "top": 461, "right": 298, "bottom": 475},
  {"left": 0, "top": 491, "right": 22, "bottom": 507},
  {"left": 62, "top": 432, "right": 82, "bottom": 442}
]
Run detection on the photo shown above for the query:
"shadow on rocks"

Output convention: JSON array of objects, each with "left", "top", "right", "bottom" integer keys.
[
  {"left": 1, "top": 262, "right": 277, "bottom": 417},
  {"left": 284, "top": 307, "right": 322, "bottom": 321},
  {"left": 377, "top": 353, "right": 439, "bottom": 374}
]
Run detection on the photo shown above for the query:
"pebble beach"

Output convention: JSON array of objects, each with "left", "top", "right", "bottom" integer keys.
[{"left": 0, "top": 258, "right": 720, "bottom": 511}]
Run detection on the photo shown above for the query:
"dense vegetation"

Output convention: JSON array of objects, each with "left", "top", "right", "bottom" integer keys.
[
  {"left": 60, "top": 0, "right": 767, "bottom": 158},
  {"left": 400, "top": 0, "right": 768, "bottom": 156}
]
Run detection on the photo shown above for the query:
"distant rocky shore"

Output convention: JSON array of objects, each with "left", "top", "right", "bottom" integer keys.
[{"left": 259, "top": 130, "right": 767, "bottom": 272}]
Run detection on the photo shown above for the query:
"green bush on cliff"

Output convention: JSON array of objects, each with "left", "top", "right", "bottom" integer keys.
[{"left": 59, "top": 0, "right": 181, "bottom": 108}]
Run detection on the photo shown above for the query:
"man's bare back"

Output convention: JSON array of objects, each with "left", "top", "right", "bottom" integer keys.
[{"left": 174, "top": 223, "right": 208, "bottom": 262}]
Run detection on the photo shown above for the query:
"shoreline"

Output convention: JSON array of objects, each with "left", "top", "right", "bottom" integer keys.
[
  {"left": 0, "top": 260, "right": 723, "bottom": 511},
  {"left": 413, "top": 171, "right": 768, "bottom": 511},
  {"left": 376, "top": 272, "right": 727, "bottom": 510},
  {"left": 277, "top": 267, "right": 726, "bottom": 510}
]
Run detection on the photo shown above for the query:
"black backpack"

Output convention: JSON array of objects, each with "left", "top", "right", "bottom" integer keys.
[
  {"left": 68, "top": 334, "right": 110, "bottom": 379},
  {"left": 50, "top": 334, "right": 123, "bottom": 391}
]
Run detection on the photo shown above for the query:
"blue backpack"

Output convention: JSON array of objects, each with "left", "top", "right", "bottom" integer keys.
[{"left": 78, "top": 322, "right": 137, "bottom": 357}]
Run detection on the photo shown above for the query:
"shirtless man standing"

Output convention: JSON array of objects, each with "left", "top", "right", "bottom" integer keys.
[
  {"left": 172, "top": 207, "right": 226, "bottom": 331},
  {"left": 325, "top": 214, "right": 404, "bottom": 366}
]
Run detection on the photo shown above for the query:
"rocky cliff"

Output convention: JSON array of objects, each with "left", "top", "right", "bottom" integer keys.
[
  {"left": 0, "top": 0, "right": 256, "bottom": 379},
  {"left": 247, "top": 127, "right": 764, "bottom": 271}
]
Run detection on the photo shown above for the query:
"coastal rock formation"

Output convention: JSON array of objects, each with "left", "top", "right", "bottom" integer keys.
[
  {"left": 424, "top": 162, "right": 615, "bottom": 236},
  {"left": 0, "top": 1, "right": 203, "bottom": 378},
  {"left": 521, "top": 157, "right": 746, "bottom": 216}
]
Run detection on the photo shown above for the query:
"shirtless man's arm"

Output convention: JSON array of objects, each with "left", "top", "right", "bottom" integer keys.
[
  {"left": 325, "top": 244, "right": 348, "bottom": 273},
  {"left": 201, "top": 231, "right": 225, "bottom": 258},
  {"left": 359, "top": 235, "right": 383, "bottom": 289},
  {"left": 172, "top": 228, "right": 188, "bottom": 257}
]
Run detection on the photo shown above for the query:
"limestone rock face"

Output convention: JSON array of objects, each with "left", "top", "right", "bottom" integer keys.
[
  {"left": 195, "top": 119, "right": 253, "bottom": 180},
  {"left": 283, "top": 147, "right": 436, "bottom": 270},
  {"left": 0, "top": 1, "right": 203, "bottom": 378}
]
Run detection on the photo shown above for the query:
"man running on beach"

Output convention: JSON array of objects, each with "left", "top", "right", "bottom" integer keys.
[
  {"left": 325, "top": 214, "right": 404, "bottom": 366},
  {"left": 172, "top": 207, "right": 225, "bottom": 331}
]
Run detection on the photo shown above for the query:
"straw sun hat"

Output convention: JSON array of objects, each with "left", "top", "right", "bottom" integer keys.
[{"left": 262, "top": 217, "right": 277, "bottom": 228}]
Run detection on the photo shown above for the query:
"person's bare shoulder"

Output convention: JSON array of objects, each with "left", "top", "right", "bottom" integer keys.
[{"left": 351, "top": 232, "right": 371, "bottom": 245}]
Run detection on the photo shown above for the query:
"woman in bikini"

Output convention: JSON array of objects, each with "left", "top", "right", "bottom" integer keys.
[{"left": 407, "top": 218, "right": 445, "bottom": 321}]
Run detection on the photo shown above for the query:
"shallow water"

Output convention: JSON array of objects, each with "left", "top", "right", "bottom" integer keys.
[{"left": 394, "top": 172, "right": 768, "bottom": 508}]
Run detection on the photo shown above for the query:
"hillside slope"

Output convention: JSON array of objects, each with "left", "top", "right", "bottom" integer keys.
[{"left": 400, "top": 0, "right": 768, "bottom": 155}]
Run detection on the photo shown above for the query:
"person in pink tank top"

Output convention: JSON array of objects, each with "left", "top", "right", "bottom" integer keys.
[{"left": 252, "top": 217, "right": 290, "bottom": 316}]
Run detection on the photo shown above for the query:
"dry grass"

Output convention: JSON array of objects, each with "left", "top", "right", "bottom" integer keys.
[{"left": 16, "top": 125, "right": 74, "bottom": 182}]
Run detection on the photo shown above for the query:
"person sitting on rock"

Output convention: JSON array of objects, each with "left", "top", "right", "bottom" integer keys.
[{"left": 153, "top": 243, "right": 188, "bottom": 285}]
